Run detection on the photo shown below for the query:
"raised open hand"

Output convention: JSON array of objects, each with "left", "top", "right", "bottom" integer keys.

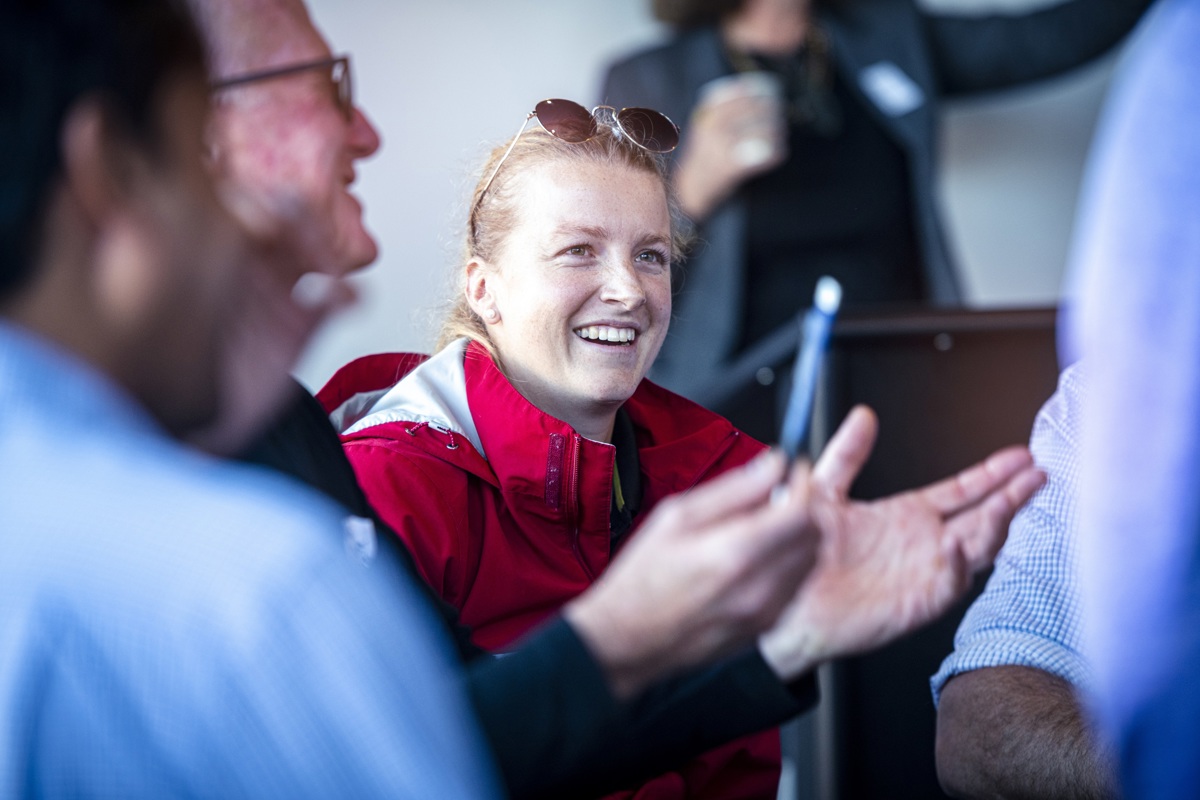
[{"left": 760, "top": 406, "right": 1044, "bottom": 679}]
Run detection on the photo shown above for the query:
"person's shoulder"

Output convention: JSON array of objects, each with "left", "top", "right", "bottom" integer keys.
[
  {"left": 317, "top": 352, "right": 431, "bottom": 417},
  {"left": 1031, "top": 361, "right": 1089, "bottom": 456},
  {"left": 0, "top": 425, "right": 373, "bottom": 647},
  {"left": 155, "top": 431, "right": 343, "bottom": 515},
  {"left": 605, "top": 27, "right": 715, "bottom": 75},
  {"left": 626, "top": 378, "right": 766, "bottom": 461},
  {"left": 822, "top": 0, "right": 918, "bottom": 29},
  {"left": 343, "top": 425, "right": 487, "bottom": 499},
  {"left": 59, "top": 430, "right": 347, "bottom": 575},
  {"left": 627, "top": 376, "right": 721, "bottom": 422}
]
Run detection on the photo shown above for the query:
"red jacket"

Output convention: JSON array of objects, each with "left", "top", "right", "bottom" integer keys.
[{"left": 320, "top": 340, "right": 780, "bottom": 799}]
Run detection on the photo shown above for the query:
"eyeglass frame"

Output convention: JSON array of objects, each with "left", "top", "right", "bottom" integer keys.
[
  {"left": 470, "top": 99, "right": 679, "bottom": 243},
  {"left": 210, "top": 54, "right": 353, "bottom": 121}
]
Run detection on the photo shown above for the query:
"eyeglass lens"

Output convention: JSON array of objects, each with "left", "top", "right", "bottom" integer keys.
[
  {"left": 331, "top": 58, "right": 353, "bottom": 119},
  {"left": 212, "top": 55, "right": 352, "bottom": 122}
]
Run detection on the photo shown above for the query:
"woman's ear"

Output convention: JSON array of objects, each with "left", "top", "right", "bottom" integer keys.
[{"left": 466, "top": 258, "right": 501, "bottom": 324}]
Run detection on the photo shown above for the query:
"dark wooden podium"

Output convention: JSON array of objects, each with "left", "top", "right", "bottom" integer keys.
[{"left": 696, "top": 307, "right": 1061, "bottom": 800}]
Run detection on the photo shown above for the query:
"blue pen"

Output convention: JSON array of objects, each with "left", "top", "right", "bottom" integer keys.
[{"left": 779, "top": 276, "right": 842, "bottom": 461}]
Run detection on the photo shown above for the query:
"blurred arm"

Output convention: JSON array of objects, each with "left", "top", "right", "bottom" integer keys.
[{"left": 924, "top": 0, "right": 1153, "bottom": 96}]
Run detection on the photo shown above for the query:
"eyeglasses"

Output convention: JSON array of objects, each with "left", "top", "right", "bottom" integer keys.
[
  {"left": 211, "top": 55, "right": 353, "bottom": 121},
  {"left": 475, "top": 99, "right": 680, "bottom": 211}
]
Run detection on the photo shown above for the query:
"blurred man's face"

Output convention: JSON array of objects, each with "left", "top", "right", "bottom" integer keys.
[
  {"left": 121, "top": 73, "right": 250, "bottom": 435},
  {"left": 206, "top": 0, "right": 381, "bottom": 277}
]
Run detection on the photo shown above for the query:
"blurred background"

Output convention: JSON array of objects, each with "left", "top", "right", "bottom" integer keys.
[{"left": 296, "top": 0, "right": 1122, "bottom": 389}]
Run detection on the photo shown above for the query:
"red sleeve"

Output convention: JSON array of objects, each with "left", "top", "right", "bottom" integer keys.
[{"left": 342, "top": 438, "right": 477, "bottom": 610}]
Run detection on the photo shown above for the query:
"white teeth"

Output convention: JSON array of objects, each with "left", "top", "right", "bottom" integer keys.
[{"left": 575, "top": 325, "right": 637, "bottom": 343}]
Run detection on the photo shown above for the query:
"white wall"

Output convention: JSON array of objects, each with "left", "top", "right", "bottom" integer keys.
[{"left": 295, "top": 0, "right": 1125, "bottom": 389}]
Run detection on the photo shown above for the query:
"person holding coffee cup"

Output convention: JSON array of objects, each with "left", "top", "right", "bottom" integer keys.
[{"left": 599, "top": 0, "right": 1152, "bottom": 403}]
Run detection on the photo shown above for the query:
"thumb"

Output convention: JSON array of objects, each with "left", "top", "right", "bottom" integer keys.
[{"left": 811, "top": 405, "right": 878, "bottom": 496}]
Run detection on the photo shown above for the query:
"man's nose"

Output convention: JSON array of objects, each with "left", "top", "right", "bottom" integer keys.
[{"left": 348, "top": 105, "right": 381, "bottom": 158}]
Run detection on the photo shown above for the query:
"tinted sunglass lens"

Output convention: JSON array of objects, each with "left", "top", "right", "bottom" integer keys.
[
  {"left": 535, "top": 99, "right": 596, "bottom": 143},
  {"left": 616, "top": 107, "right": 679, "bottom": 153}
]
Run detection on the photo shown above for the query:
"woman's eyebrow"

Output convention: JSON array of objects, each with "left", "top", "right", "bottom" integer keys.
[
  {"left": 639, "top": 233, "right": 672, "bottom": 248},
  {"left": 551, "top": 223, "right": 611, "bottom": 239},
  {"left": 551, "top": 224, "right": 670, "bottom": 248}
]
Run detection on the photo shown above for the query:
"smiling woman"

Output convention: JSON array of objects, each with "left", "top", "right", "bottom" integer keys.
[
  {"left": 463, "top": 158, "right": 673, "bottom": 443},
  {"left": 319, "top": 104, "right": 782, "bottom": 799}
]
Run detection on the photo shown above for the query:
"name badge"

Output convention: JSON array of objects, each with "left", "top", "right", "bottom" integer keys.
[{"left": 859, "top": 61, "right": 924, "bottom": 117}]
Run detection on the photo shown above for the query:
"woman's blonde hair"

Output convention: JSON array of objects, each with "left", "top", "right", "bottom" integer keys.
[{"left": 436, "top": 121, "right": 691, "bottom": 356}]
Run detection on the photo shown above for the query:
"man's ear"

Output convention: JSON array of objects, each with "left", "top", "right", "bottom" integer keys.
[
  {"left": 59, "top": 98, "right": 163, "bottom": 329},
  {"left": 466, "top": 257, "right": 501, "bottom": 324},
  {"left": 59, "top": 99, "right": 127, "bottom": 228}
]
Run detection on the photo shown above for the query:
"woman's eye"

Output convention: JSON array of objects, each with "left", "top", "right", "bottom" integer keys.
[
  {"left": 637, "top": 249, "right": 669, "bottom": 266},
  {"left": 565, "top": 245, "right": 589, "bottom": 257}
]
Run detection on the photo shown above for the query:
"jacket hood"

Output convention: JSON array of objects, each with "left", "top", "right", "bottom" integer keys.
[{"left": 319, "top": 339, "right": 485, "bottom": 457}]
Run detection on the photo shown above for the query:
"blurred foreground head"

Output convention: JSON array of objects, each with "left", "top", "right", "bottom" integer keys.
[{"left": 0, "top": 0, "right": 248, "bottom": 436}]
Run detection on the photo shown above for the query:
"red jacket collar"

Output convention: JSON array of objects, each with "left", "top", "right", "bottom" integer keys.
[{"left": 321, "top": 340, "right": 749, "bottom": 531}]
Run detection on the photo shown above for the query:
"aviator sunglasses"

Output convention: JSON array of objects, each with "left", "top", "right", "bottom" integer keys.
[
  {"left": 211, "top": 54, "right": 354, "bottom": 121},
  {"left": 474, "top": 99, "right": 680, "bottom": 216}
]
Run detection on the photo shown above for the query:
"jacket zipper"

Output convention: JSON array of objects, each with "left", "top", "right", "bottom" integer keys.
[{"left": 565, "top": 433, "right": 595, "bottom": 580}]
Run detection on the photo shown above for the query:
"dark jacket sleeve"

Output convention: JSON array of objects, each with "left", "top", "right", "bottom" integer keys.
[
  {"left": 922, "top": 0, "right": 1153, "bottom": 95},
  {"left": 240, "top": 384, "right": 816, "bottom": 798},
  {"left": 484, "top": 618, "right": 817, "bottom": 800}
]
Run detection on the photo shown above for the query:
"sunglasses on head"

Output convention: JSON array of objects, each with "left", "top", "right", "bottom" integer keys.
[
  {"left": 211, "top": 54, "right": 354, "bottom": 121},
  {"left": 473, "top": 99, "right": 680, "bottom": 217}
]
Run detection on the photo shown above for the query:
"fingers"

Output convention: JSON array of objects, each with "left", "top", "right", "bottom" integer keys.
[
  {"left": 944, "top": 464, "right": 1046, "bottom": 572},
  {"left": 920, "top": 445, "right": 1034, "bottom": 516},
  {"left": 811, "top": 405, "right": 878, "bottom": 495},
  {"left": 703, "top": 461, "right": 820, "bottom": 627},
  {"left": 569, "top": 450, "right": 816, "bottom": 695},
  {"left": 663, "top": 449, "right": 787, "bottom": 526},
  {"left": 696, "top": 93, "right": 779, "bottom": 128}
]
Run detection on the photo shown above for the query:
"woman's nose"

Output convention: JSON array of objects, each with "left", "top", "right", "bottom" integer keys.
[{"left": 599, "top": 260, "right": 646, "bottom": 309}]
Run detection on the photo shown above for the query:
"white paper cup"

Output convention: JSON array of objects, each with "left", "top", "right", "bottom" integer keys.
[{"left": 698, "top": 70, "right": 784, "bottom": 106}]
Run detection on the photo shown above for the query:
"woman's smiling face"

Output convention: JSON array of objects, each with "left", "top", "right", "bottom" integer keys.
[{"left": 467, "top": 158, "right": 673, "bottom": 441}]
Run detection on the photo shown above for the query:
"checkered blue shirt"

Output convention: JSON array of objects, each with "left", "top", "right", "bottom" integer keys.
[{"left": 931, "top": 362, "right": 1091, "bottom": 704}]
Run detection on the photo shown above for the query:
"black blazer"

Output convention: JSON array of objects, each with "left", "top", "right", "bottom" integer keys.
[{"left": 600, "top": 0, "right": 1151, "bottom": 400}]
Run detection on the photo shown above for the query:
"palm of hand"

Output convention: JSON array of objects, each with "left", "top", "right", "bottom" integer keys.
[
  {"left": 791, "top": 485, "right": 968, "bottom": 660},
  {"left": 760, "top": 405, "right": 1041, "bottom": 672}
]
